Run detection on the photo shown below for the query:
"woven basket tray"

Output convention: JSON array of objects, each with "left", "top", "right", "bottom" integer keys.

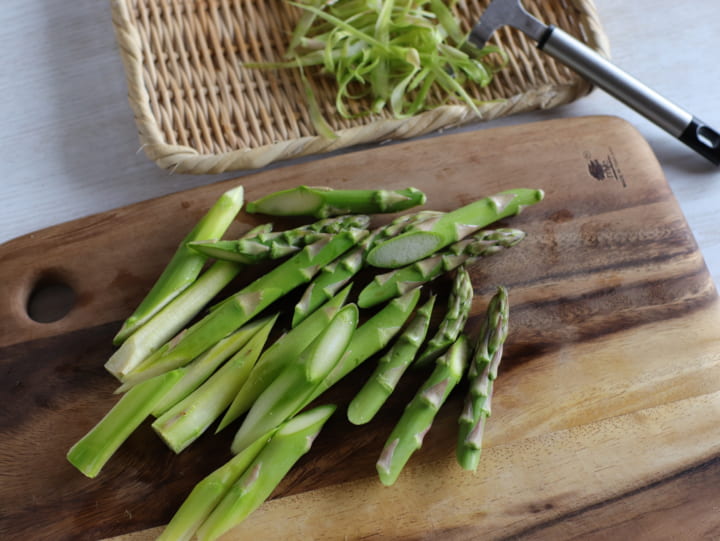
[{"left": 111, "top": 0, "right": 610, "bottom": 174}]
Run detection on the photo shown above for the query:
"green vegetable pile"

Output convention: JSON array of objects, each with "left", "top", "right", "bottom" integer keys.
[
  {"left": 67, "top": 183, "right": 543, "bottom": 540},
  {"left": 259, "top": 0, "right": 504, "bottom": 136}
]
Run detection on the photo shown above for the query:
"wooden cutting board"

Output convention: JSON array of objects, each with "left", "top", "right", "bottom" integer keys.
[{"left": 2, "top": 116, "right": 719, "bottom": 541}]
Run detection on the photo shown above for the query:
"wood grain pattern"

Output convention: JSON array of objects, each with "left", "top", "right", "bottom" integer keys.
[{"left": 1, "top": 116, "right": 719, "bottom": 540}]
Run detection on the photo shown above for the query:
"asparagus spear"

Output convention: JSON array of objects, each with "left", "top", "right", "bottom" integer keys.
[
  {"left": 114, "top": 185, "right": 245, "bottom": 345},
  {"left": 358, "top": 228, "right": 525, "bottom": 308},
  {"left": 197, "top": 405, "right": 336, "bottom": 541},
  {"left": 376, "top": 335, "right": 470, "bottom": 486},
  {"left": 150, "top": 316, "right": 275, "bottom": 417},
  {"left": 156, "top": 432, "right": 272, "bottom": 541},
  {"left": 291, "top": 211, "right": 443, "bottom": 327},
  {"left": 306, "top": 287, "right": 422, "bottom": 405},
  {"left": 347, "top": 295, "right": 436, "bottom": 425},
  {"left": 366, "top": 188, "right": 544, "bottom": 268},
  {"left": 217, "top": 285, "right": 352, "bottom": 432},
  {"left": 457, "top": 286, "right": 509, "bottom": 471},
  {"left": 187, "top": 214, "right": 370, "bottom": 263},
  {"left": 67, "top": 368, "right": 183, "bottom": 478},
  {"left": 151, "top": 316, "right": 276, "bottom": 453},
  {"left": 245, "top": 185, "right": 426, "bottom": 218},
  {"left": 415, "top": 266, "right": 474, "bottom": 366},
  {"left": 231, "top": 304, "right": 358, "bottom": 454},
  {"left": 120, "top": 230, "right": 366, "bottom": 387}
]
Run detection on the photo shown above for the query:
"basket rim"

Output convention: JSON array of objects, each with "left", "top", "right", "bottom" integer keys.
[{"left": 111, "top": 0, "right": 611, "bottom": 175}]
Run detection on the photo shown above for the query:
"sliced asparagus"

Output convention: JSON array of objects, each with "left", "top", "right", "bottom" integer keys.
[
  {"left": 347, "top": 295, "right": 436, "bottom": 425},
  {"left": 197, "top": 405, "right": 336, "bottom": 541},
  {"left": 66, "top": 369, "right": 183, "bottom": 478},
  {"left": 114, "top": 185, "right": 244, "bottom": 345},
  {"left": 358, "top": 228, "right": 524, "bottom": 308},
  {"left": 305, "top": 287, "right": 422, "bottom": 405},
  {"left": 231, "top": 304, "right": 358, "bottom": 454},
  {"left": 188, "top": 214, "right": 370, "bottom": 263},
  {"left": 150, "top": 316, "right": 275, "bottom": 417},
  {"left": 217, "top": 285, "right": 352, "bottom": 432},
  {"left": 366, "top": 188, "right": 544, "bottom": 268},
  {"left": 121, "top": 230, "right": 366, "bottom": 387},
  {"left": 246, "top": 185, "right": 426, "bottom": 218},
  {"left": 415, "top": 266, "right": 474, "bottom": 366},
  {"left": 156, "top": 432, "right": 272, "bottom": 541},
  {"left": 151, "top": 316, "right": 277, "bottom": 454},
  {"left": 457, "top": 286, "right": 509, "bottom": 471},
  {"left": 376, "top": 335, "right": 470, "bottom": 486}
]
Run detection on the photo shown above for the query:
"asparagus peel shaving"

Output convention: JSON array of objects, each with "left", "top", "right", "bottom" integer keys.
[
  {"left": 347, "top": 294, "right": 436, "bottom": 425},
  {"left": 197, "top": 405, "right": 336, "bottom": 541},
  {"left": 457, "top": 286, "right": 509, "bottom": 471},
  {"left": 113, "top": 185, "right": 244, "bottom": 345},
  {"left": 367, "top": 188, "right": 544, "bottom": 268},
  {"left": 376, "top": 335, "right": 470, "bottom": 486},
  {"left": 415, "top": 266, "right": 474, "bottom": 366},
  {"left": 67, "top": 368, "right": 184, "bottom": 478},
  {"left": 120, "top": 229, "right": 367, "bottom": 387},
  {"left": 231, "top": 304, "right": 358, "bottom": 454},
  {"left": 245, "top": 185, "right": 426, "bottom": 218},
  {"left": 358, "top": 228, "right": 525, "bottom": 308},
  {"left": 217, "top": 284, "right": 353, "bottom": 432},
  {"left": 151, "top": 315, "right": 277, "bottom": 454}
]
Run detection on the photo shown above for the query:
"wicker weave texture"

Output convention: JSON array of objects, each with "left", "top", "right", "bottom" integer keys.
[{"left": 111, "top": 0, "right": 610, "bottom": 173}]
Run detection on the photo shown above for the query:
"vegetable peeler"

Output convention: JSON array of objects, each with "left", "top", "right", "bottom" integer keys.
[{"left": 469, "top": 0, "right": 720, "bottom": 165}]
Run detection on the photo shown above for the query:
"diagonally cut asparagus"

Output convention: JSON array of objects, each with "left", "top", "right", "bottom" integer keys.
[
  {"left": 457, "top": 286, "right": 509, "bottom": 471},
  {"left": 114, "top": 185, "right": 244, "bottom": 345},
  {"left": 156, "top": 431, "right": 272, "bottom": 541},
  {"left": 246, "top": 185, "right": 426, "bottom": 218},
  {"left": 187, "top": 214, "right": 370, "bottom": 263},
  {"left": 120, "top": 230, "right": 366, "bottom": 387},
  {"left": 415, "top": 266, "right": 474, "bottom": 366},
  {"left": 217, "top": 284, "right": 353, "bottom": 432},
  {"left": 151, "top": 316, "right": 277, "bottom": 454},
  {"left": 347, "top": 295, "right": 436, "bottom": 425},
  {"left": 358, "top": 228, "right": 524, "bottom": 308},
  {"left": 231, "top": 304, "right": 357, "bottom": 454},
  {"left": 150, "top": 316, "right": 276, "bottom": 417},
  {"left": 66, "top": 368, "right": 184, "bottom": 478},
  {"left": 197, "top": 405, "right": 336, "bottom": 541},
  {"left": 366, "top": 188, "right": 544, "bottom": 268},
  {"left": 376, "top": 335, "right": 470, "bottom": 486}
]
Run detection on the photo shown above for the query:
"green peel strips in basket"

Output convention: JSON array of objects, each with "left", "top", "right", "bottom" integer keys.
[{"left": 254, "top": 0, "right": 505, "bottom": 134}]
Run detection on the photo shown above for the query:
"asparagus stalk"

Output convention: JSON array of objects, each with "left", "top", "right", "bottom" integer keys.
[
  {"left": 121, "top": 230, "right": 366, "bottom": 387},
  {"left": 457, "top": 286, "right": 509, "bottom": 471},
  {"left": 156, "top": 432, "right": 272, "bottom": 541},
  {"left": 306, "top": 287, "right": 422, "bottom": 405},
  {"left": 217, "top": 284, "right": 352, "bottom": 432},
  {"left": 366, "top": 188, "right": 544, "bottom": 268},
  {"left": 150, "top": 316, "right": 276, "bottom": 417},
  {"left": 197, "top": 405, "right": 336, "bottom": 541},
  {"left": 358, "top": 228, "right": 525, "bottom": 308},
  {"left": 66, "top": 369, "right": 183, "bottom": 478},
  {"left": 114, "top": 185, "right": 244, "bottom": 345},
  {"left": 151, "top": 316, "right": 277, "bottom": 453},
  {"left": 347, "top": 295, "right": 436, "bottom": 425},
  {"left": 230, "top": 304, "right": 358, "bottom": 454},
  {"left": 188, "top": 214, "right": 370, "bottom": 263},
  {"left": 291, "top": 211, "right": 443, "bottom": 327},
  {"left": 246, "top": 185, "right": 426, "bottom": 218},
  {"left": 415, "top": 266, "right": 474, "bottom": 366},
  {"left": 376, "top": 335, "right": 470, "bottom": 486}
]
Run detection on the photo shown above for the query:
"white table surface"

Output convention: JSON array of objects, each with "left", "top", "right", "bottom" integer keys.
[{"left": 3, "top": 0, "right": 719, "bottom": 286}]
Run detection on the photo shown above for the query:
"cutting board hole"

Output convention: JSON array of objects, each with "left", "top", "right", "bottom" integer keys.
[{"left": 26, "top": 277, "right": 75, "bottom": 323}]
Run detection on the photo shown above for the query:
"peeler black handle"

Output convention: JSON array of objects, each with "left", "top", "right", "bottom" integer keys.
[{"left": 539, "top": 26, "right": 720, "bottom": 165}]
